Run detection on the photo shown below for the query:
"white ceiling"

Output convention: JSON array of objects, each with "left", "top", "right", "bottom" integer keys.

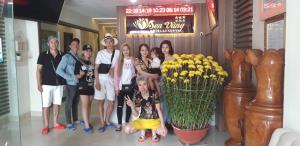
[{"left": 64, "top": 0, "right": 205, "bottom": 24}]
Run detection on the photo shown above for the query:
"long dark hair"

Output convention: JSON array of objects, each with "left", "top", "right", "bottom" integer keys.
[
  {"left": 137, "top": 43, "right": 150, "bottom": 60},
  {"left": 160, "top": 40, "right": 174, "bottom": 55}
]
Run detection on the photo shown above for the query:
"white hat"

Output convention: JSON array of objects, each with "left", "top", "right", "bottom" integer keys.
[{"left": 101, "top": 33, "right": 118, "bottom": 46}]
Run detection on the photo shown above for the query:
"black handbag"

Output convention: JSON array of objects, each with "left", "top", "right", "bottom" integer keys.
[
  {"left": 121, "top": 84, "right": 132, "bottom": 92},
  {"left": 130, "top": 76, "right": 137, "bottom": 90},
  {"left": 98, "top": 49, "right": 115, "bottom": 74}
]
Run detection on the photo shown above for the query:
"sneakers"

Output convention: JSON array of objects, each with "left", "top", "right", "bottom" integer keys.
[
  {"left": 105, "top": 123, "right": 114, "bottom": 129},
  {"left": 83, "top": 127, "right": 93, "bottom": 134},
  {"left": 74, "top": 120, "right": 84, "bottom": 126},
  {"left": 66, "top": 124, "right": 76, "bottom": 131}
]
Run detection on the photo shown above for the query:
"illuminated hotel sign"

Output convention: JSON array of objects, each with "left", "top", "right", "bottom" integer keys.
[
  {"left": 125, "top": 5, "right": 194, "bottom": 16},
  {"left": 126, "top": 5, "right": 195, "bottom": 34},
  {"left": 126, "top": 15, "right": 194, "bottom": 34}
]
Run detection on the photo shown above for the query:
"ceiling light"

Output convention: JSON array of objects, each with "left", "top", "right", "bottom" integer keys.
[
  {"left": 130, "top": 0, "right": 138, "bottom": 3},
  {"left": 92, "top": 18, "right": 117, "bottom": 20},
  {"left": 98, "top": 23, "right": 117, "bottom": 25}
]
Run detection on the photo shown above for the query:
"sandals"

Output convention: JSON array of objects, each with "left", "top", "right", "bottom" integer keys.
[
  {"left": 98, "top": 127, "right": 106, "bottom": 133},
  {"left": 115, "top": 125, "right": 122, "bottom": 132},
  {"left": 152, "top": 135, "right": 160, "bottom": 143},
  {"left": 138, "top": 135, "right": 146, "bottom": 142},
  {"left": 54, "top": 123, "right": 65, "bottom": 129},
  {"left": 42, "top": 127, "right": 49, "bottom": 135}
]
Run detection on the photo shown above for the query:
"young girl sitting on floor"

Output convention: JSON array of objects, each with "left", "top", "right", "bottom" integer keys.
[{"left": 124, "top": 76, "right": 167, "bottom": 143}]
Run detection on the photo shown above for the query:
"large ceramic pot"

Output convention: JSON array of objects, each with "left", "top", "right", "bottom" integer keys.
[
  {"left": 244, "top": 49, "right": 284, "bottom": 146},
  {"left": 172, "top": 125, "right": 209, "bottom": 146},
  {"left": 224, "top": 49, "right": 256, "bottom": 146}
]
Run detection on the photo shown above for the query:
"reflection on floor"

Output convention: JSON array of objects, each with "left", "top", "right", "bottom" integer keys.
[{"left": 19, "top": 115, "right": 228, "bottom": 146}]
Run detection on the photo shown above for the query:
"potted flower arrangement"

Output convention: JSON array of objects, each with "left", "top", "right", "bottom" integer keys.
[{"left": 162, "top": 53, "right": 228, "bottom": 145}]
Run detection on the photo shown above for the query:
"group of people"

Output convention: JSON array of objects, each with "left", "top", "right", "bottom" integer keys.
[{"left": 36, "top": 33, "right": 175, "bottom": 142}]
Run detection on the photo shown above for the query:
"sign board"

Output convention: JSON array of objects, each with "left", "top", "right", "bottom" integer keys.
[
  {"left": 125, "top": 5, "right": 194, "bottom": 16},
  {"left": 126, "top": 15, "right": 194, "bottom": 34},
  {"left": 260, "top": 0, "right": 286, "bottom": 20},
  {"left": 0, "top": 38, "right": 3, "bottom": 63}
]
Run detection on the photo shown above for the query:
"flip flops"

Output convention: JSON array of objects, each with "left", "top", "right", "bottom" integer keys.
[
  {"left": 54, "top": 123, "right": 65, "bottom": 129},
  {"left": 42, "top": 127, "right": 49, "bottom": 135},
  {"left": 152, "top": 135, "right": 160, "bottom": 143},
  {"left": 138, "top": 135, "right": 146, "bottom": 142}
]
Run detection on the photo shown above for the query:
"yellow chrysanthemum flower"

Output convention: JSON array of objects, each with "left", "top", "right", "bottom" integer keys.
[
  {"left": 203, "top": 75, "right": 209, "bottom": 79},
  {"left": 189, "top": 73, "right": 195, "bottom": 78},
  {"left": 171, "top": 79, "right": 176, "bottom": 83},
  {"left": 184, "top": 79, "right": 189, "bottom": 84},
  {"left": 204, "top": 65, "right": 212, "bottom": 69},
  {"left": 195, "top": 60, "right": 202, "bottom": 64},
  {"left": 218, "top": 71, "right": 224, "bottom": 76},
  {"left": 188, "top": 60, "right": 194, "bottom": 65},
  {"left": 161, "top": 68, "right": 168, "bottom": 73},
  {"left": 210, "top": 74, "right": 217, "bottom": 78},
  {"left": 207, "top": 56, "right": 214, "bottom": 60},
  {"left": 195, "top": 71, "right": 202, "bottom": 76},
  {"left": 187, "top": 54, "right": 193, "bottom": 58},
  {"left": 173, "top": 54, "right": 180, "bottom": 58},
  {"left": 173, "top": 72, "right": 179, "bottom": 77},
  {"left": 188, "top": 64, "right": 196, "bottom": 69},
  {"left": 182, "top": 60, "right": 189, "bottom": 64},
  {"left": 180, "top": 71, "right": 188, "bottom": 76}
]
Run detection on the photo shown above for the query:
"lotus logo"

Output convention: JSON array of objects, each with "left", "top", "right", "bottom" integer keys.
[{"left": 133, "top": 18, "right": 154, "bottom": 29}]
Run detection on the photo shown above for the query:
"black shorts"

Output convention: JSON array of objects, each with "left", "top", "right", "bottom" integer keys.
[{"left": 78, "top": 86, "right": 95, "bottom": 96}]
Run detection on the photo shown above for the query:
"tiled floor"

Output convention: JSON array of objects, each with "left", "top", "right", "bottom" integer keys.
[
  {"left": 18, "top": 115, "right": 228, "bottom": 146},
  {"left": 1, "top": 101, "right": 229, "bottom": 146}
]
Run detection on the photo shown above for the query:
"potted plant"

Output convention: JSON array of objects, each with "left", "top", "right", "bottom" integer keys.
[{"left": 162, "top": 53, "right": 228, "bottom": 146}]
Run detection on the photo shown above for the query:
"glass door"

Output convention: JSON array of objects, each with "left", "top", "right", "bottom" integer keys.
[{"left": 0, "top": 1, "right": 22, "bottom": 146}]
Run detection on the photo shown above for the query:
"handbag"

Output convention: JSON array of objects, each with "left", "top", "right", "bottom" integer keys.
[
  {"left": 130, "top": 76, "right": 137, "bottom": 90},
  {"left": 98, "top": 49, "right": 115, "bottom": 74},
  {"left": 121, "top": 84, "right": 132, "bottom": 92}
]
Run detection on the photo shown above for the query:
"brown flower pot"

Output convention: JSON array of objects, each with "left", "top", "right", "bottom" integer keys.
[
  {"left": 172, "top": 124, "right": 209, "bottom": 146},
  {"left": 224, "top": 49, "right": 256, "bottom": 146},
  {"left": 244, "top": 49, "right": 284, "bottom": 146}
]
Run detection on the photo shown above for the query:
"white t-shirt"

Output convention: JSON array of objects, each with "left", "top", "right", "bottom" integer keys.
[
  {"left": 120, "top": 58, "right": 134, "bottom": 89},
  {"left": 151, "top": 57, "right": 161, "bottom": 68},
  {"left": 95, "top": 49, "right": 120, "bottom": 69}
]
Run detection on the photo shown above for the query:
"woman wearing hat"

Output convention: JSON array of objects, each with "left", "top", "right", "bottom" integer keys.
[
  {"left": 94, "top": 33, "right": 120, "bottom": 133},
  {"left": 75, "top": 44, "right": 95, "bottom": 134}
]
